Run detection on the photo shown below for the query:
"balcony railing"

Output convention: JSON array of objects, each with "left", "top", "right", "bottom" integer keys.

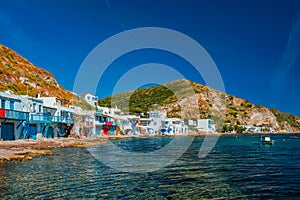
[
  {"left": 52, "top": 116, "right": 62, "bottom": 123},
  {"left": 95, "top": 120, "right": 105, "bottom": 125},
  {"left": 51, "top": 116, "right": 75, "bottom": 124},
  {"left": 0, "top": 108, "right": 5, "bottom": 118},
  {"left": 95, "top": 110, "right": 103, "bottom": 115},
  {"left": 29, "top": 113, "right": 49, "bottom": 123},
  {"left": 0, "top": 109, "right": 76, "bottom": 124},
  {"left": 4, "top": 109, "right": 29, "bottom": 121},
  {"left": 104, "top": 121, "right": 119, "bottom": 126}
]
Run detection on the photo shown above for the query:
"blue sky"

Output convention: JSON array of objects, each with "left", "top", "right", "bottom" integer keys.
[{"left": 0, "top": 0, "right": 300, "bottom": 116}]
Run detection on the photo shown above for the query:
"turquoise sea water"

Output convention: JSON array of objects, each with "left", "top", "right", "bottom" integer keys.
[{"left": 0, "top": 134, "right": 299, "bottom": 199}]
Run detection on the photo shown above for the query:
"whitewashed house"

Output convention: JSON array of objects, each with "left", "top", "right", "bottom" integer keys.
[
  {"left": 0, "top": 91, "right": 29, "bottom": 140},
  {"left": 39, "top": 97, "right": 75, "bottom": 137},
  {"left": 81, "top": 93, "right": 98, "bottom": 106},
  {"left": 197, "top": 119, "right": 216, "bottom": 133},
  {"left": 20, "top": 95, "right": 46, "bottom": 139}
]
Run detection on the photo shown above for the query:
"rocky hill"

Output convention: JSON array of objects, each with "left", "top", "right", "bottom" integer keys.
[
  {"left": 2, "top": 43, "right": 298, "bottom": 132},
  {"left": 0, "top": 44, "right": 92, "bottom": 110},
  {"left": 99, "top": 79, "right": 300, "bottom": 132}
]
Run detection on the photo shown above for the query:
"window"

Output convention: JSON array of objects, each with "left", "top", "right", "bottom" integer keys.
[
  {"left": 33, "top": 103, "right": 36, "bottom": 113},
  {"left": 38, "top": 105, "right": 42, "bottom": 113},
  {"left": 87, "top": 96, "right": 90, "bottom": 100},
  {"left": 10, "top": 101, "right": 14, "bottom": 110},
  {"left": 1, "top": 99, "right": 5, "bottom": 109}
]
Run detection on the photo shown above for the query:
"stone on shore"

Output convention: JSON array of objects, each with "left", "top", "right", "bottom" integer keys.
[{"left": 0, "top": 137, "right": 107, "bottom": 163}]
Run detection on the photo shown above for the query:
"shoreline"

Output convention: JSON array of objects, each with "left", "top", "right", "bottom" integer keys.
[
  {"left": 1, "top": 132, "right": 299, "bottom": 163},
  {"left": 107, "top": 132, "right": 300, "bottom": 138},
  {"left": 0, "top": 137, "right": 107, "bottom": 163}
]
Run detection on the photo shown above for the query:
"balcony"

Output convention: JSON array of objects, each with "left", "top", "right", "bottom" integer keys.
[
  {"left": 62, "top": 117, "right": 75, "bottom": 124},
  {"left": 29, "top": 113, "right": 49, "bottom": 123},
  {"left": 51, "top": 116, "right": 75, "bottom": 124},
  {"left": 52, "top": 116, "right": 62, "bottom": 123},
  {"left": 104, "top": 121, "right": 119, "bottom": 126},
  {"left": 0, "top": 108, "right": 5, "bottom": 118},
  {"left": 95, "top": 110, "right": 103, "bottom": 115},
  {"left": 0, "top": 109, "right": 29, "bottom": 121},
  {"left": 94, "top": 120, "right": 105, "bottom": 125}
]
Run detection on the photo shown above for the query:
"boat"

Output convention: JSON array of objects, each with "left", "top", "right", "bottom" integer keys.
[
  {"left": 290, "top": 136, "right": 298, "bottom": 139},
  {"left": 261, "top": 136, "right": 275, "bottom": 145}
]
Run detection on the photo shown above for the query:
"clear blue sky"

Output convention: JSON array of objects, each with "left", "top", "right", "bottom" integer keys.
[{"left": 0, "top": 0, "right": 300, "bottom": 116}]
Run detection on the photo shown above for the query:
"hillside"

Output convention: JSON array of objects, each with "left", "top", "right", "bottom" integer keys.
[
  {"left": 99, "top": 79, "right": 300, "bottom": 132},
  {"left": 2, "top": 43, "right": 298, "bottom": 132},
  {"left": 0, "top": 44, "right": 92, "bottom": 110}
]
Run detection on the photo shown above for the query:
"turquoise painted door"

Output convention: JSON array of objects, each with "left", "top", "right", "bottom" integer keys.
[
  {"left": 46, "top": 126, "right": 54, "bottom": 138},
  {"left": 1, "top": 122, "right": 15, "bottom": 141}
]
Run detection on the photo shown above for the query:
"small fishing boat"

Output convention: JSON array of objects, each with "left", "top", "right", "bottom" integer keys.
[
  {"left": 290, "top": 136, "right": 298, "bottom": 139},
  {"left": 261, "top": 136, "right": 275, "bottom": 145}
]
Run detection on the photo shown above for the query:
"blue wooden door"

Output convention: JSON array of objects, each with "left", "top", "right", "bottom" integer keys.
[
  {"left": 28, "top": 124, "right": 37, "bottom": 139},
  {"left": 1, "top": 122, "right": 15, "bottom": 141}
]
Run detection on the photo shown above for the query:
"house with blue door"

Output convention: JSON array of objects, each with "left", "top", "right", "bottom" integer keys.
[
  {"left": 0, "top": 91, "right": 29, "bottom": 140},
  {"left": 39, "top": 97, "right": 75, "bottom": 137},
  {"left": 94, "top": 109, "right": 105, "bottom": 135},
  {"left": 197, "top": 119, "right": 216, "bottom": 133},
  {"left": 94, "top": 109, "right": 119, "bottom": 136},
  {"left": 19, "top": 95, "right": 48, "bottom": 139}
]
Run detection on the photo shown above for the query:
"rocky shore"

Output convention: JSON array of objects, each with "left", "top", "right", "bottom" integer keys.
[{"left": 0, "top": 137, "right": 107, "bottom": 163}]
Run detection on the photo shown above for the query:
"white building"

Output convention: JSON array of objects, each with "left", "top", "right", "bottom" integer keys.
[
  {"left": 136, "top": 111, "right": 188, "bottom": 135},
  {"left": 197, "top": 119, "right": 216, "bottom": 133},
  {"left": 243, "top": 125, "right": 262, "bottom": 133},
  {"left": 39, "top": 97, "right": 76, "bottom": 137},
  {"left": 81, "top": 93, "right": 98, "bottom": 106},
  {"left": 97, "top": 106, "right": 121, "bottom": 116},
  {"left": 116, "top": 115, "right": 140, "bottom": 135},
  {"left": 149, "top": 111, "right": 167, "bottom": 119},
  {"left": 161, "top": 118, "right": 188, "bottom": 135},
  {"left": 20, "top": 95, "right": 45, "bottom": 139},
  {"left": 0, "top": 91, "right": 29, "bottom": 140},
  {"left": 188, "top": 119, "right": 197, "bottom": 126}
]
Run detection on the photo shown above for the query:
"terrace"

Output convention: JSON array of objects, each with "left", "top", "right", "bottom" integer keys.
[
  {"left": 0, "top": 108, "right": 29, "bottom": 121},
  {"left": 29, "top": 113, "right": 49, "bottom": 123}
]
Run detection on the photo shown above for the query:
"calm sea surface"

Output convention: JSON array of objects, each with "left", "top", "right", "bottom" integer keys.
[{"left": 0, "top": 134, "right": 299, "bottom": 199}]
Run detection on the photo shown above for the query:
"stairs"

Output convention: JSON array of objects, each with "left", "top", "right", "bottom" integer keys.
[{"left": 43, "top": 116, "right": 53, "bottom": 138}]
